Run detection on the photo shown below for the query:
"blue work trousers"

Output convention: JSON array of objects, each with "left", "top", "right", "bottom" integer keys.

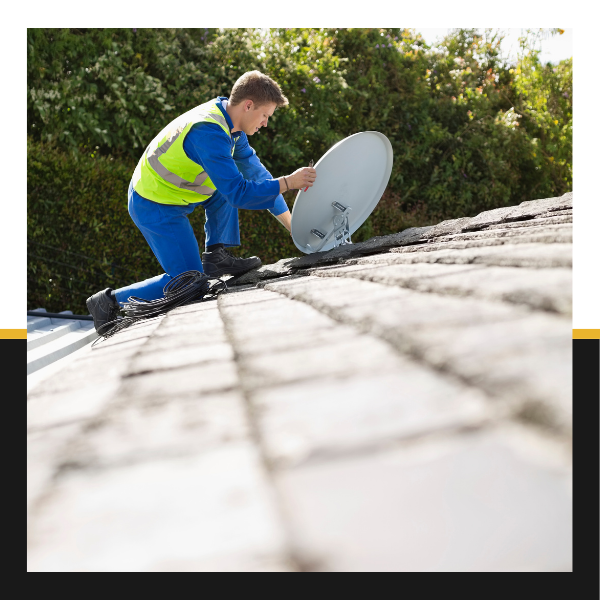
[{"left": 113, "top": 184, "right": 240, "bottom": 305}]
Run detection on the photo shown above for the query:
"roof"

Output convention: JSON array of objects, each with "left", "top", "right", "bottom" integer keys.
[
  {"left": 27, "top": 192, "right": 572, "bottom": 571},
  {"left": 27, "top": 310, "right": 97, "bottom": 383}
]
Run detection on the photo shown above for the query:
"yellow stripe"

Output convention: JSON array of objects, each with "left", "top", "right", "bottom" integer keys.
[
  {"left": 0, "top": 329, "right": 27, "bottom": 339},
  {"left": 573, "top": 329, "right": 600, "bottom": 339}
]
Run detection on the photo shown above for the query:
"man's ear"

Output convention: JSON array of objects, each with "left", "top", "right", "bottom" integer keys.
[{"left": 245, "top": 99, "right": 253, "bottom": 112}]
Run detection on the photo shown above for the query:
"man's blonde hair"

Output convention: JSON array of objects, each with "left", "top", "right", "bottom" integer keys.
[{"left": 229, "top": 70, "right": 289, "bottom": 108}]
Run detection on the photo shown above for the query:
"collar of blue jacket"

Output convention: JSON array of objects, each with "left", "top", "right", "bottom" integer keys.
[{"left": 216, "top": 96, "right": 234, "bottom": 133}]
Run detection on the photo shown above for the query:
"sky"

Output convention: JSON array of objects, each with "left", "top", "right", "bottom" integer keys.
[{"left": 418, "top": 28, "right": 573, "bottom": 65}]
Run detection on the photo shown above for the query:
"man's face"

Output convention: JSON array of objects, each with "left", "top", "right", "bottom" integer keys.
[{"left": 243, "top": 101, "right": 277, "bottom": 136}]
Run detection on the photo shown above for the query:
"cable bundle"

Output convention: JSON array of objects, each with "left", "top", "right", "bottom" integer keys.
[{"left": 96, "top": 270, "right": 227, "bottom": 340}]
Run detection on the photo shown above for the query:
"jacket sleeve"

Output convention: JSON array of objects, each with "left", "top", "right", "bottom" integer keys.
[
  {"left": 182, "top": 122, "right": 281, "bottom": 210},
  {"left": 232, "top": 132, "right": 289, "bottom": 216}
]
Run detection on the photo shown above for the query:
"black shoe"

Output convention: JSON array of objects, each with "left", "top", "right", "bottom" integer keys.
[
  {"left": 202, "top": 247, "right": 261, "bottom": 277},
  {"left": 86, "top": 288, "right": 121, "bottom": 334}
]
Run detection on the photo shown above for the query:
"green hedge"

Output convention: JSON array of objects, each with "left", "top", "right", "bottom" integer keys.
[{"left": 28, "top": 28, "right": 572, "bottom": 313}]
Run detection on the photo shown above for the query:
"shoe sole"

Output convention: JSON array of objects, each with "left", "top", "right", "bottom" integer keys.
[
  {"left": 85, "top": 297, "right": 102, "bottom": 330},
  {"left": 203, "top": 258, "right": 261, "bottom": 277}
]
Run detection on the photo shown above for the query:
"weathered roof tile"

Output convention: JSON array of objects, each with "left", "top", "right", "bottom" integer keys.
[{"left": 27, "top": 192, "right": 573, "bottom": 572}]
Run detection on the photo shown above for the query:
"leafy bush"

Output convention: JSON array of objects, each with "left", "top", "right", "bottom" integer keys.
[{"left": 28, "top": 27, "right": 572, "bottom": 312}]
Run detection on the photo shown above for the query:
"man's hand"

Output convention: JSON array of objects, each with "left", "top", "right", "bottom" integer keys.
[
  {"left": 279, "top": 166, "right": 316, "bottom": 193},
  {"left": 289, "top": 166, "right": 316, "bottom": 190}
]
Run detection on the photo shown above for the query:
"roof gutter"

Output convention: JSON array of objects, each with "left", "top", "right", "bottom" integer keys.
[{"left": 27, "top": 311, "right": 94, "bottom": 321}]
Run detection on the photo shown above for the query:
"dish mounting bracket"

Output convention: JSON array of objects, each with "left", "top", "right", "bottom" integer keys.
[{"left": 307, "top": 202, "right": 353, "bottom": 253}]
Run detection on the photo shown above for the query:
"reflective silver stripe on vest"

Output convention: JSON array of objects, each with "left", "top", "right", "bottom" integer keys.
[
  {"left": 146, "top": 111, "right": 230, "bottom": 196},
  {"left": 205, "top": 110, "right": 229, "bottom": 132}
]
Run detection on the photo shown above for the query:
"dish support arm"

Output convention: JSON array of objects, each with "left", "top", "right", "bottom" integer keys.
[{"left": 306, "top": 202, "right": 353, "bottom": 253}]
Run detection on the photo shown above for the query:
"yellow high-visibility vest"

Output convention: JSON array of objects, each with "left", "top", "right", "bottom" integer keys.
[{"left": 132, "top": 98, "right": 232, "bottom": 205}]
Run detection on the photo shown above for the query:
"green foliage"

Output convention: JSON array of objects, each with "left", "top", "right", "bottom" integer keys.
[
  {"left": 28, "top": 138, "right": 145, "bottom": 312},
  {"left": 511, "top": 31, "right": 572, "bottom": 194},
  {"left": 27, "top": 28, "right": 572, "bottom": 312}
]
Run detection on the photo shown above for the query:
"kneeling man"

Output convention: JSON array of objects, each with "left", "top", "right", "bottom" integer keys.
[{"left": 87, "top": 70, "right": 316, "bottom": 333}]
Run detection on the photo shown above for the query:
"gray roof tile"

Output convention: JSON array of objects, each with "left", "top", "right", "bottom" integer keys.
[{"left": 27, "top": 192, "right": 573, "bottom": 572}]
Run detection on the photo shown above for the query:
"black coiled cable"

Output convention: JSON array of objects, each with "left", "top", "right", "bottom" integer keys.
[{"left": 96, "top": 270, "right": 228, "bottom": 341}]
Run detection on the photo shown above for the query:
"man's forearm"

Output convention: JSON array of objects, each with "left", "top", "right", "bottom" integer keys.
[{"left": 273, "top": 209, "right": 292, "bottom": 232}]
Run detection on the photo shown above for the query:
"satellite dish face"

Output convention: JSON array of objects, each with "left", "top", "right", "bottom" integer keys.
[{"left": 291, "top": 131, "right": 393, "bottom": 254}]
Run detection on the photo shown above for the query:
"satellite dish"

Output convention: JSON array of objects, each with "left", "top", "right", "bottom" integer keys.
[{"left": 291, "top": 131, "right": 393, "bottom": 254}]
